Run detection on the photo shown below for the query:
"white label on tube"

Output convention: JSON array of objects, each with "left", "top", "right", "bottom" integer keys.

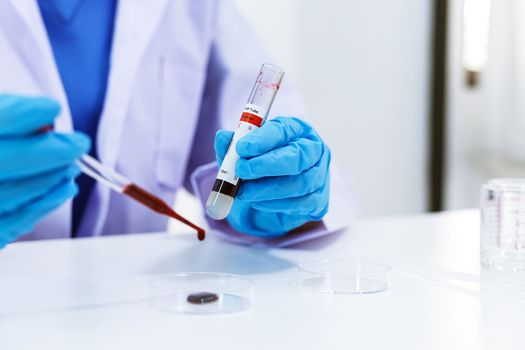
[{"left": 216, "top": 103, "right": 266, "bottom": 185}]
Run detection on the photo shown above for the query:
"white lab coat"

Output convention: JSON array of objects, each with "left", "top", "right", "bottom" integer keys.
[{"left": 0, "top": 0, "right": 355, "bottom": 246}]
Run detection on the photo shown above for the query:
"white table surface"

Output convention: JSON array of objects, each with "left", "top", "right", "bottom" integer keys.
[{"left": 1, "top": 209, "right": 524, "bottom": 350}]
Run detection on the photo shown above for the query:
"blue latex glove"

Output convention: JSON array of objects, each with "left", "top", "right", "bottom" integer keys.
[
  {"left": 0, "top": 95, "right": 90, "bottom": 248},
  {"left": 215, "top": 117, "right": 330, "bottom": 237}
]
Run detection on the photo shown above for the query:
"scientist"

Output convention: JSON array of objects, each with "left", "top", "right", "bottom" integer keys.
[{"left": 0, "top": 0, "right": 351, "bottom": 248}]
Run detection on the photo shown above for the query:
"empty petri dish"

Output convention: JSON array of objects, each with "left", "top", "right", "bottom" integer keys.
[
  {"left": 298, "top": 259, "right": 390, "bottom": 294},
  {"left": 149, "top": 272, "right": 254, "bottom": 314}
]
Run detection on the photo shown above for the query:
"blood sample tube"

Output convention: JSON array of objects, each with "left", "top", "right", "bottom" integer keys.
[{"left": 206, "top": 64, "right": 284, "bottom": 220}]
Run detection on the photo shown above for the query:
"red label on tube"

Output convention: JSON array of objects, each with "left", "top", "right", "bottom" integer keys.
[{"left": 240, "top": 112, "right": 263, "bottom": 127}]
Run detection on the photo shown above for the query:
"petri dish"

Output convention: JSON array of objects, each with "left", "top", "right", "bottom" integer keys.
[
  {"left": 149, "top": 272, "right": 254, "bottom": 314},
  {"left": 298, "top": 259, "right": 390, "bottom": 294}
]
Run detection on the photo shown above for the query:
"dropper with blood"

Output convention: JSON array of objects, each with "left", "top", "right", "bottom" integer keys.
[
  {"left": 78, "top": 154, "right": 206, "bottom": 240},
  {"left": 37, "top": 126, "right": 205, "bottom": 240}
]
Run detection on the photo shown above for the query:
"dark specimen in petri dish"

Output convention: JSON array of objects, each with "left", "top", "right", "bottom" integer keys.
[{"left": 187, "top": 292, "right": 219, "bottom": 304}]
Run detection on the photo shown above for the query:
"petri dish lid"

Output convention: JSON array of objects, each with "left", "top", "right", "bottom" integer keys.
[
  {"left": 149, "top": 272, "right": 254, "bottom": 314},
  {"left": 298, "top": 259, "right": 390, "bottom": 294}
]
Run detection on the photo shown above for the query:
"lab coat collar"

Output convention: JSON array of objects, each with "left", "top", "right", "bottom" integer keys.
[
  {"left": 5, "top": 0, "right": 73, "bottom": 132},
  {"left": 97, "top": 0, "right": 169, "bottom": 167},
  {"left": 86, "top": 0, "right": 170, "bottom": 236}
]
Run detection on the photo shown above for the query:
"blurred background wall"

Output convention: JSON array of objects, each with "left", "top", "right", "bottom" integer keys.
[
  {"left": 445, "top": 0, "right": 525, "bottom": 210},
  {"left": 233, "top": 0, "right": 432, "bottom": 217}
]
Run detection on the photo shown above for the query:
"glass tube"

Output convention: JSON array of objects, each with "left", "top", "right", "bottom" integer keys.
[{"left": 206, "top": 64, "right": 285, "bottom": 220}]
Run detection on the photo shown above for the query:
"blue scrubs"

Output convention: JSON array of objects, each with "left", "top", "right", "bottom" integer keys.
[{"left": 37, "top": 0, "right": 117, "bottom": 234}]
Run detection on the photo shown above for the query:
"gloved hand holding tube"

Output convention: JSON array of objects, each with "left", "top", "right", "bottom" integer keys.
[
  {"left": 0, "top": 94, "right": 90, "bottom": 248},
  {"left": 214, "top": 117, "right": 331, "bottom": 237},
  {"left": 207, "top": 64, "right": 331, "bottom": 237}
]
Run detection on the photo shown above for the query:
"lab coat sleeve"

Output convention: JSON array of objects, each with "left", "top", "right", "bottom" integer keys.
[{"left": 187, "top": 0, "right": 358, "bottom": 247}]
